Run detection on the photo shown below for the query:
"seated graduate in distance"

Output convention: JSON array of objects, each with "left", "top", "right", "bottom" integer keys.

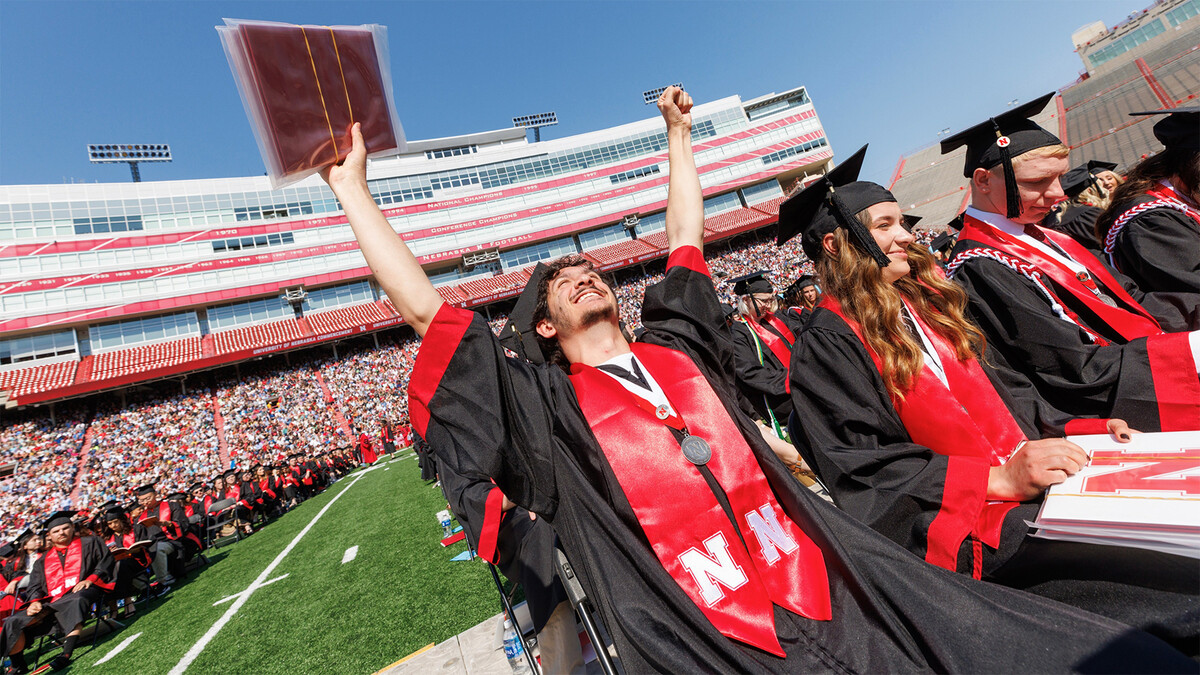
[
  {"left": 321, "top": 87, "right": 1191, "bottom": 673},
  {"left": 778, "top": 147, "right": 1198, "bottom": 655}
]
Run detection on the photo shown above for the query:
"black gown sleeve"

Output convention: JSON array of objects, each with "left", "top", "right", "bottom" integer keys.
[
  {"left": 81, "top": 536, "right": 115, "bottom": 586},
  {"left": 638, "top": 248, "right": 738, "bottom": 389},
  {"left": 409, "top": 305, "right": 560, "bottom": 519},
  {"left": 953, "top": 255, "right": 1172, "bottom": 429},
  {"left": 785, "top": 311, "right": 988, "bottom": 562},
  {"left": 437, "top": 453, "right": 508, "bottom": 565},
  {"left": 25, "top": 557, "right": 46, "bottom": 601}
]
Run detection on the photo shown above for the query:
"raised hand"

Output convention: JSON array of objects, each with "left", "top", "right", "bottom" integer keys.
[
  {"left": 321, "top": 122, "right": 369, "bottom": 195},
  {"left": 657, "top": 86, "right": 693, "bottom": 132}
]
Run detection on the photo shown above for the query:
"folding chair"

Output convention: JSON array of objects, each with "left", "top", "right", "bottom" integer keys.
[
  {"left": 204, "top": 498, "right": 241, "bottom": 548},
  {"left": 554, "top": 548, "right": 619, "bottom": 675}
]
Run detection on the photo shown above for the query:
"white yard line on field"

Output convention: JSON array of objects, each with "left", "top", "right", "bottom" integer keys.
[
  {"left": 169, "top": 464, "right": 381, "bottom": 674},
  {"left": 341, "top": 546, "right": 359, "bottom": 564},
  {"left": 94, "top": 631, "right": 142, "bottom": 666},
  {"left": 211, "top": 573, "right": 289, "bottom": 606}
]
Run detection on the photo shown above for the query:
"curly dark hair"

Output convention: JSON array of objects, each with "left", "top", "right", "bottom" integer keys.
[{"left": 531, "top": 255, "right": 612, "bottom": 370}]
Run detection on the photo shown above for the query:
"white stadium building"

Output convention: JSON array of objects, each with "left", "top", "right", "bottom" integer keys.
[{"left": 0, "top": 86, "right": 833, "bottom": 407}]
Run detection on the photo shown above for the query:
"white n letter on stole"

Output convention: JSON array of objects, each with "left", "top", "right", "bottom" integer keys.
[
  {"left": 678, "top": 533, "right": 749, "bottom": 606},
  {"left": 745, "top": 503, "right": 798, "bottom": 565}
]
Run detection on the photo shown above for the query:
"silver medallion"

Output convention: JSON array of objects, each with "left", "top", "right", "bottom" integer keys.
[
  {"left": 680, "top": 435, "right": 712, "bottom": 465},
  {"left": 655, "top": 404, "right": 671, "bottom": 420}
]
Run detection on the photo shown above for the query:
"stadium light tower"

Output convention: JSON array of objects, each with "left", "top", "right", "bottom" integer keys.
[
  {"left": 642, "top": 83, "right": 683, "bottom": 105},
  {"left": 87, "top": 143, "right": 172, "bottom": 182},
  {"left": 512, "top": 112, "right": 557, "bottom": 142}
]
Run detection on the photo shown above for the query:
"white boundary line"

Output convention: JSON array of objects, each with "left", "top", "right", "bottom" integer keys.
[
  {"left": 212, "top": 573, "right": 289, "bottom": 606},
  {"left": 169, "top": 465, "right": 380, "bottom": 674},
  {"left": 94, "top": 631, "right": 142, "bottom": 666}
]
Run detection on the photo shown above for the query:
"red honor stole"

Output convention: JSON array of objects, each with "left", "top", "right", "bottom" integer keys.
[
  {"left": 1148, "top": 184, "right": 1200, "bottom": 225},
  {"left": 959, "top": 214, "right": 1162, "bottom": 341},
  {"left": 158, "top": 501, "right": 181, "bottom": 539},
  {"left": 568, "top": 343, "right": 830, "bottom": 657},
  {"left": 44, "top": 539, "right": 84, "bottom": 601},
  {"left": 823, "top": 296, "right": 1025, "bottom": 572},
  {"left": 743, "top": 315, "right": 795, "bottom": 393}
]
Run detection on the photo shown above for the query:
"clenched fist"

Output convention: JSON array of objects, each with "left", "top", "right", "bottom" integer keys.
[{"left": 657, "top": 86, "right": 693, "bottom": 132}]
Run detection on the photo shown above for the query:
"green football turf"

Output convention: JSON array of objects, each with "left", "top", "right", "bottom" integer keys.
[{"left": 38, "top": 453, "right": 498, "bottom": 674}]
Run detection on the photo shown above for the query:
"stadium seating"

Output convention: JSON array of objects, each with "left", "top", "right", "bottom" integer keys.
[
  {"left": 638, "top": 231, "right": 670, "bottom": 251},
  {"left": 583, "top": 239, "right": 656, "bottom": 267},
  {"left": 213, "top": 319, "right": 306, "bottom": 355},
  {"left": 703, "top": 207, "right": 771, "bottom": 235},
  {"left": 305, "top": 302, "right": 393, "bottom": 336},
  {"left": 456, "top": 270, "right": 531, "bottom": 301},
  {"left": 91, "top": 337, "right": 203, "bottom": 381},
  {"left": 435, "top": 285, "right": 468, "bottom": 305},
  {"left": 748, "top": 196, "right": 785, "bottom": 216},
  {"left": 0, "top": 359, "right": 78, "bottom": 398}
]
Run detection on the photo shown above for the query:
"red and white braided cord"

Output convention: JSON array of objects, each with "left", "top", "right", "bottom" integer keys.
[
  {"left": 946, "top": 247, "right": 1108, "bottom": 344},
  {"left": 1104, "top": 197, "right": 1198, "bottom": 267}
]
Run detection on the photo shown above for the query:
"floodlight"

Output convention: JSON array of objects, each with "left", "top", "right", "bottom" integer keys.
[
  {"left": 87, "top": 143, "right": 172, "bottom": 182},
  {"left": 511, "top": 112, "right": 558, "bottom": 142},
  {"left": 642, "top": 84, "right": 684, "bottom": 105}
]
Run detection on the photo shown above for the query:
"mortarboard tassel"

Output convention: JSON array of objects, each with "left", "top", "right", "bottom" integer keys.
[{"left": 992, "top": 120, "right": 1022, "bottom": 220}]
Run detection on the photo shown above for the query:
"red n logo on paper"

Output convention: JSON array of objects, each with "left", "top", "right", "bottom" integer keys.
[
  {"left": 1083, "top": 449, "right": 1200, "bottom": 496},
  {"left": 678, "top": 533, "right": 749, "bottom": 606}
]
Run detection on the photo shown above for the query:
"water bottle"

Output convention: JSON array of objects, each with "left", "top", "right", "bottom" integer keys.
[
  {"left": 502, "top": 618, "right": 532, "bottom": 675},
  {"left": 437, "top": 510, "right": 453, "bottom": 538}
]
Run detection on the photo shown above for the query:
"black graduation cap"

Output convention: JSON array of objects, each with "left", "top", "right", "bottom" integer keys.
[
  {"left": 14, "top": 529, "right": 34, "bottom": 546},
  {"left": 786, "top": 274, "right": 818, "bottom": 295},
  {"left": 0, "top": 543, "right": 15, "bottom": 558},
  {"left": 166, "top": 492, "right": 188, "bottom": 501},
  {"left": 729, "top": 271, "right": 774, "bottom": 296},
  {"left": 940, "top": 92, "right": 1060, "bottom": 218},
  {"left": 222, "top": 470, "right": 238, "bottom": 480},
  {"left": 776, "top": 145, "right": 894, "bottom": 267},
  {"left": 498, "top": 262, "right": 550, "bottom": 365},
  {"left": 718, "top": 303, "right": 737, "bottom": 319},
  {"left": 902, "top": 214, "right": 922, "bottom": 231},
  {"left": 1060, "top": 160, "right": 1118, "bottom": 199},
  {"left": 135, "top": 483, "right": 157, "bottom": 497},
  {"left": 1129, "top": 106, "right": 1199, "bottom": 151},
  {"left": 930, "top": 232, "right": 955, "bottom": 254},
  {"left": 189, "top": 481, "right": 205, "bottom": 492},
  {"left": 104, "top": 506, "right": 128, "bottom": 521},
  {"left": 42, "top": 510, "right": 76, "bottom": 530}
]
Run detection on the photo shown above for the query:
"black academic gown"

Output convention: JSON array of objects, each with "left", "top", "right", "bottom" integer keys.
[
  {"left": 1104, "top": 193, "right": 1200, "bottom": 295},
  {"left": 411, "top": 250, "right": 1190, "bottom": 673},
  {"left": 1, "top": 536, "right": 114, "bottom": 656},
  {"left": 949, "top": 231, "right": 1199, "bottom": 432},
  {"left": 787, "top": 308, "right": 1200, "bottom": 655},
  {"left": 439, "top": 454, "right": 567, "bottom": 634},
  {"left": 1044, "top": 204, "right": 1105, "bottom": 260},
  {"left": 728, "top": 319, "right": 793, "bottom": 429}
]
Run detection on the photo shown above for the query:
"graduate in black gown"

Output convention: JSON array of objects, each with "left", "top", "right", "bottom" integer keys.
[
  {"left": 941, "top": 93, "right": 1200, "bottom": 432},
  {"left": 1042, "top": 159, "right": 1118, "bottom": 259},
  {"left": 319, "top": 86, "right": 1191, "bottom": 672},
  {"left": 726, "top": 271, "right": 801, "bottom": 439},
  {"left": 1097, "top": 107, "right": 1200, "bottom": 296},
  {"left": 1, "top": 512, "right": 115, "bottom": 673},
  {"left": 777, "top": 150, "right": 1198, "bottom": 655}
]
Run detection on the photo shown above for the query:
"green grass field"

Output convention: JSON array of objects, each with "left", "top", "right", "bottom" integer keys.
[{"left": 39, "top": 453, "right": 497, "bottom": 674}]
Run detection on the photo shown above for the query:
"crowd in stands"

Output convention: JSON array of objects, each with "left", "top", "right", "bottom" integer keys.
[
  {"left": 0, "top": 225, "right": 904, "bottom": 543},
  {"left": 79, "top": 391, "right": 221, "bottom": 512},
  {"left": 218, "top": 364, "right": 347, "bottom": 468},
  {"left": 0, "top": 411, "right": 87, "bottom": 540}
]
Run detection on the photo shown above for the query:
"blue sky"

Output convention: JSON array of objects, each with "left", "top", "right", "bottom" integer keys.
[{"left": 0, "top": 0, "right": 1145, "bottom": 188}]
